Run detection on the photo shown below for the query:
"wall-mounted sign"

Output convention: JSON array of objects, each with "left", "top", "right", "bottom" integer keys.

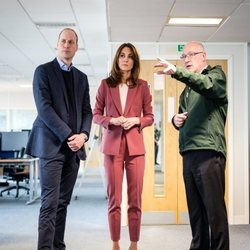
[{"left": 178, "top": 44, "right": 185, "bottom": 52}]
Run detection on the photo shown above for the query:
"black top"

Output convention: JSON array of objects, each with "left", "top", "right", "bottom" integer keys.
[{"left": 61, "top": 69, "right": 77, "bottom": 134}]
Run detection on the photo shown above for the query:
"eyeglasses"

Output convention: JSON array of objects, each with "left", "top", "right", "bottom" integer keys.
[{"left": 180, "top": 51, "right": 203, "bottom": 60}]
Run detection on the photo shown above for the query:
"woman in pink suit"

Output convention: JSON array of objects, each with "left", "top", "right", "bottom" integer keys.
[{"left": 93, "top": 43, "right": 154, "bottom": 250}]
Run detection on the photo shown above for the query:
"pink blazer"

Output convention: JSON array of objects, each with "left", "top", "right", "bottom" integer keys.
[{"left": 93, "top": 79, "right": 154, "bottom": 156}]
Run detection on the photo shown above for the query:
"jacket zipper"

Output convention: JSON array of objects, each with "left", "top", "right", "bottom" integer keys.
[{"left": 185, "top": 87, "right": 191, "bottom": 112}]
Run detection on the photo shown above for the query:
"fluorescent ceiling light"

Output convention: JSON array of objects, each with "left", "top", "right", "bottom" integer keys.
[
  {"left": 35, "top": 22, "right": 76, "bottom": 28},
  {"left": 54, "top": 47, "right": 85, "bottom": 51},
  {"left": 168, "top": 17, "right": 223, "bottom": 26}
]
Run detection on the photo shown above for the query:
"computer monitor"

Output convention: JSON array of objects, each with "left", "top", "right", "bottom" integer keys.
[{"left": 0, "top": 131, "right": 29, "bottom": 151}]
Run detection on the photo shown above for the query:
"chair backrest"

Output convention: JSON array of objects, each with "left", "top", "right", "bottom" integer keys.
[
  {"left": 17, "top": 147, "right": 26, "bottom": 159},
  {"left": 3, "top": 147, "right": 27, "bottom": 176}
]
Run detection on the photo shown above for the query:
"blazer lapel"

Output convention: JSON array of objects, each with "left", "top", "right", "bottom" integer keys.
[
  {"left": 110, "top": 86, "right": 123, "bottom": 115},
  {"left": 52, "top": 59, "right": 69, "bottom": 110},
  {"left": 73, "top": 68, "right": 80, "bottom": 114}
]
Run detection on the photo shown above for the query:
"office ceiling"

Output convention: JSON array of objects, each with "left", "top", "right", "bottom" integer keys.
[{"left": 0, "top": 0, "right": 250, "bottom": 91}]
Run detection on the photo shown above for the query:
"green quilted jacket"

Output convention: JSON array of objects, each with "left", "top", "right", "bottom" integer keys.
[{"left": 172, "top": 65, "right": 228, "bottom": 158}]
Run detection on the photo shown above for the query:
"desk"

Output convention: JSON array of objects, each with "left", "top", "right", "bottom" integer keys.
[{"left": 0, "top": 158, "right": 40, "bottom": 205}]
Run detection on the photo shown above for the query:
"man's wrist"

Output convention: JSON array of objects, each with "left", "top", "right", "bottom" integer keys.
[{"left": 81, "top": 133, "right": 88, "bottom": 142}]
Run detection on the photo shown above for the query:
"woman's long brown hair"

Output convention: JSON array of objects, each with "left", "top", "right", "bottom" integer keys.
[{"left": 106, "top": 43, "right": 140, "bottom": 88}]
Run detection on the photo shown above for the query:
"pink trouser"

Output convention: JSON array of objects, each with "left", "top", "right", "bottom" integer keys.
[{"left": 104, "top": 135, "right": 145, "bottom": 242}]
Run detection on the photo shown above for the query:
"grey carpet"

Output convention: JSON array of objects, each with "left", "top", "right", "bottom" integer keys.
[{"left": 0, "top": 167, "right": 249, "bottom": 250}]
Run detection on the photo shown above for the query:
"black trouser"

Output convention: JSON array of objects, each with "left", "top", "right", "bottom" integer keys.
[
  {"left": 183, "top": 150, "right": 229, "bottom": 250},
  {"left": 38, "top": 148, "right": 80, "bottom": 250}
]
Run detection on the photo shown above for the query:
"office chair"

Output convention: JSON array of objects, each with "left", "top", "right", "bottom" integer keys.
[{"left": 0, "top": 147, "right": 30, "bottom": 198}]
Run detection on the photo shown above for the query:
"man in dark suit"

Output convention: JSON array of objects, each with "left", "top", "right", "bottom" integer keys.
[
  {"left": 26, "top": 28, "right": 92, "bottom": 250},
  {"left": 155, "top": 41, "right": 229, "bottom": 250}
]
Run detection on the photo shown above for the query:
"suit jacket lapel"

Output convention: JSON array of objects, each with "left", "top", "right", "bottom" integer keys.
[
  {"left": 52, "top": 59, "right": 69, "bottom": 110},
  {"left": 72, "top": 68, "right": 81, "bottom": 120},
  {"left": 110, "top": 86, "right": 122, "bottom": 115}
]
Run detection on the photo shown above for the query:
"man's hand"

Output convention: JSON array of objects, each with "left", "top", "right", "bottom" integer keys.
[
  {"left": 154, "top": 58, "right": 176, "bottom": 75},
  {"left": 173, "top": 112, "right": 188, "bottom": 128},
  {"left": 67, "top": 133, "right": 87, "bottom": 152}
]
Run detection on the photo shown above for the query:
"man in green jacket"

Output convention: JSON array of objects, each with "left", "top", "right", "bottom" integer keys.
[{"left": 155, "top": 41, "right": 229, "bottom": 250}]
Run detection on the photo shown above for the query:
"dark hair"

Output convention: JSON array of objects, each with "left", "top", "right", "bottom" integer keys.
[
  {"left": 106, "top": 43, "right": 140, "bottom": 88},
  {"left": 58, "top": 28, "right": 78, "bottom": 44}
]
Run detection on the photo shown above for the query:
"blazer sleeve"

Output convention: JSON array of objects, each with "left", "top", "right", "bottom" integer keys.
[
  {"left": 79, "top": 73, "right": 93, "bottom": 140},
  {"left": 93, "top": 80, "right": 111, "bottom": 129}
]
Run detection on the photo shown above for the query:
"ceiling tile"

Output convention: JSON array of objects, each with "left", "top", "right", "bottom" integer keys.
[{"left": 159, "top": 26, "right": 217, "bottom": 42}]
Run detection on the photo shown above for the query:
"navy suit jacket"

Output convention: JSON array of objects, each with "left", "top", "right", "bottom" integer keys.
[{"left": 26, "top": 58, "right": 92, "bottom": 160}]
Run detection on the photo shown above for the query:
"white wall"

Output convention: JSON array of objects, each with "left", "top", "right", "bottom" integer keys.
[
  {"left": 109, "top": 42, "right": 249, "bottom": 224},
  {"left": 0, "top": 89, "right": 34, "bottom": 109}
]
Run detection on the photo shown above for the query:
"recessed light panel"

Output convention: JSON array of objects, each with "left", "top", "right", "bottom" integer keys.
[{"left": 168, "top": 17, "right": 223, "bottom": 26}]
